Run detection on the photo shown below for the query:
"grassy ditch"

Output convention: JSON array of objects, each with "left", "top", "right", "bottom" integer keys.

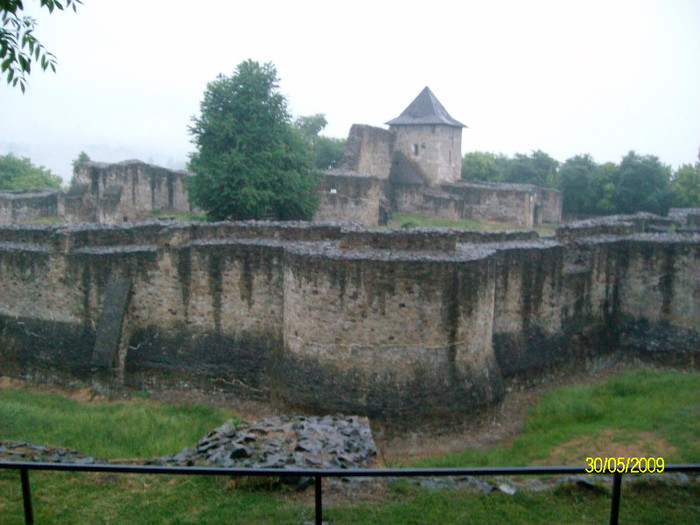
[
  {"left": 405, "top": 367, "right": 700, "bottom": 469},
  {"left": 0, "top": 388, "right": 237, "bottom": 459},
  {"left": 1, "top": 367, "right": 699, "bottom": 524}
]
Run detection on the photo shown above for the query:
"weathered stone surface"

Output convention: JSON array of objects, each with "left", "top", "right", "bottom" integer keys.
[
  {"left": 1, "top": 218, "right": 699, "bottom": 420},
  {"left": 155, "top": 415, "right": 377, "bottom": 470}
]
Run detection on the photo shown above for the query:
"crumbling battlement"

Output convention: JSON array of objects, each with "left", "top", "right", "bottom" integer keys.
[{"left": 1, "top": 217, "right": 698, "bottom": 419}]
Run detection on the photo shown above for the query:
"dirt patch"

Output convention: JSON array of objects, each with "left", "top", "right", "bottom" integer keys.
[
  {"left": 0, "top": 376, "right": 106, "bottom": 403},
  {"left": 540, "top": 429, "right": 677, "bottom": 466},
  {"left": 372, "top": 359, "right": 641, "bottom": 465}
]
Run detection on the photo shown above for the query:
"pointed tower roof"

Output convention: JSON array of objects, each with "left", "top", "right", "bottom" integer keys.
[{"left": 386, "top": 87, "right": 466, "bottom": 128}]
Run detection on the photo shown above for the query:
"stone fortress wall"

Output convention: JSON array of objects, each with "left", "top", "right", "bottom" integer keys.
[
  {"left": 1, "top": 213, "right": 698, "bottom": 419},
  {"left": 330, "top": 124, "right": 562, "bottom": 228},
  {"left": 0, "top": 160, "right": 195, "bottom": 225},
  {"left": 1, "top": 88, "right": 561, "bottom": 229}
]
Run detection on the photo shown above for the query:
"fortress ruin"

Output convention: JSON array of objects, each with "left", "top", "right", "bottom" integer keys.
[
  {"left": 1, "top": 89, "right": 696, "bottom": 420},
  {"left": 1, "top": 213, "right": 698, "bottom": 419},
  {"left": 1, "top": 88, "right": 561, "bottom": 228}
]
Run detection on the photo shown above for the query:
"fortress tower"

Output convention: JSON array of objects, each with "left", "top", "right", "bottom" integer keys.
[{"left": 386, "top": 87, "right": 466, "bottom": 184}]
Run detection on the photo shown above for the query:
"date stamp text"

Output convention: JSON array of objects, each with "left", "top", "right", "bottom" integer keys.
[{"left": 585, "top": 457, "right": 664, "bottom": 473}]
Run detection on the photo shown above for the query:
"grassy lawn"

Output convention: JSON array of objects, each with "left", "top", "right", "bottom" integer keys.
[
  {"left": 148, "top": 209, "right": 206, "bottom": 221},
  {"left": 1, "top": 367, "right": 699, "bottom": 524},
  {"left": 0, "top": 388, "right": 237, "bottom": 459},
  {"left": 385, "top": 212, "right": 559, "bottom": 235}
]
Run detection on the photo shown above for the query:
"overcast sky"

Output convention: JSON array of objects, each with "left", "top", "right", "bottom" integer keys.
[{"left": 1, "top": 0, "right": 698, "bottom": 184}]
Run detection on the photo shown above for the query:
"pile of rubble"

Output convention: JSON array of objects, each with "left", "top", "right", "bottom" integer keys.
[{"left": 152, "top": 415, "right": 377, "bottom": 470}]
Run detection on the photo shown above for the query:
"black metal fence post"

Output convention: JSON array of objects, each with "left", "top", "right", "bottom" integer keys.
[
  {"left": 609, "top": 472, "right": 622, "bottom": 525},
  {"left": 2, "top": 462, "right": 698, "bottom": 523},
  {"left": 315, "top": 474, "right": 323, "bottom": 525},
  {"left": 20, "top": 467, "right": 34, "bottom": 525}
]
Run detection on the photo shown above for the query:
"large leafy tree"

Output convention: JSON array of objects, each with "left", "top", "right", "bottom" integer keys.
[
  {"left": 0, "top": 152, "right": 62, "bottom": 189},
  {"left": 1, "top": 0, "right": 81, "bottom": 92},
  {"left": 594, "top": 162, "right": 618, "bottom": 215},
  {"left": 503, "top": 150, "right": 560, "bottom": 187},
  {"left": 188, "top": 60, "right": 319, "bottom": 221},
  {"left": 461, "top": 151, "right": 505, "bottom": 182},
  {"left": 558, "top": 154, "right": 599, "bottom": 216},
  {"left": 613, "top": 151, "right": 672, "bottom": 215},
  {"left": 293, "top": 113, "right": 346, "bottom": 170},
  {"left": 670, "top": 162, "right": 700, "bottom": 208}
]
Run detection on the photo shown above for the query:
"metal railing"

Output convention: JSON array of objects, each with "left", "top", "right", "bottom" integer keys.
[{"left": 2, "top": 461, "right": 699, "bottom": 525}]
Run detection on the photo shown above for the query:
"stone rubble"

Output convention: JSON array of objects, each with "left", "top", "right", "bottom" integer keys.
[
  {"left": 2, "top": 416, "right": 698, "bottom": 495},
  {"left": 150, "top": 415, "right": 378, "bottom": 470}
]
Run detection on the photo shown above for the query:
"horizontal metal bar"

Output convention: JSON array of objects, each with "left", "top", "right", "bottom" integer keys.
[{"left": 2, "top": 461, "right": 699, "bottom": 477}]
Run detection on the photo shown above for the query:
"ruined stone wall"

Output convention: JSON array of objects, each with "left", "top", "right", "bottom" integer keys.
[
  {"left": 443, "top": 182, "right": 534, "bottom": 227},
  {"left": 314, "top": 173, "right": 382, "bottom": 226},
  {"left": 0, "top": 190, "right": 63, "bottom": 225},
  {"left": 338, "top": 125, "right": 394, "bottom": 178},
  {"left": 391, "top": 185, "right": 463, "bottom": 220},
  {"left": 391, "top": 125, "right": 462, "bottom": 184},
  {"left": 70, "top": 160, "right": 193, "bottom": 223},
  {"left": 1, "top": 219, "right": 698, "bottom": 419},
  {"left": 539, "top": 187, "right": 563, "bottom": 223}
]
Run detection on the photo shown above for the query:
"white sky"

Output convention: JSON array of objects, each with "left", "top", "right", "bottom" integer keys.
[{"left": 1, "top": 0, "right": 699, "bottom": 184}]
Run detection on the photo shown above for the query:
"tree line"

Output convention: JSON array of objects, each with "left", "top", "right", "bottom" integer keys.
[{"left": 461, "top": 150, "right": 700, "bottom": 217}]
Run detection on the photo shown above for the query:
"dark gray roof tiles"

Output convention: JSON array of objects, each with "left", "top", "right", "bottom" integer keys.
[{"left": 386, "top": 87, "right": 466, "bottom": 128}]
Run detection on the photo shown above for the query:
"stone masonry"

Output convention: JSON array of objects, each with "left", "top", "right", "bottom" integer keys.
[{"left": 1, "top": 214, "right": 698, "bottom": 420}]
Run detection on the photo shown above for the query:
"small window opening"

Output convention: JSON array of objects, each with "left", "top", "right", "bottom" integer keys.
[{"left": 413, "top": 144, "right": 419, "bottom": 156}]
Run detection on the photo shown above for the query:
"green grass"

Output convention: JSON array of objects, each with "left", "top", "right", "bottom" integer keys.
[
  {"left": 386, "top": 212, "right": 559, "bottom": 235},
  {"left": 405, "top": 368, "right": 700, "bottom": 469},
  {"left": 1, "top": 470, "right": 697, "bottom": 524},
  {"left": 2, "top": 367, "right": 699, "bottom": 524},
  {"left": 148, "top": 209, "right": 206, "bottom": 221},
  {"left": 0, "top": 388, "right": 237, "bottom": 459}
]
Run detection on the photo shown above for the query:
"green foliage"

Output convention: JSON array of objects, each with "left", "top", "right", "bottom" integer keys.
[
  {"left": 594, "top": 162, "right": 618, "bottom": 214},
  {"left": 461, "top": 151, "right": 505, "bottom": 182},
  {"left": 0, "top": 0, "right": 81, "bottom": 92},
  {"left": 463, "top": 147, "right": 700, "bottom": 217},
  {"left": 613, "top": 151, "right": 672, "bottom": 215},
  {"left": 670, "top": 163, "right": 700, "bottom": 208},
  {"left": 462, "top": 150, "right": 559, "bottom": 187},
  {"left": 504, "top": 150, "right": 560, "bottom": 187},
  {"left": 558, "top": 154, "right": 621, "bottom": 216},
  {"left": 558, "top": 154, "right": 600, "bottom": 215},
  {"left": 69, "top": 150, "right": 90, "bottom": 186},
  {"left": 71, "top": 150, "right": 90, "bottom": 173},
  {"left": 0, "top": 152, "right": 62, "bottom": 189},
  {"left": 293, "top": 113, "right": 347, "bottom": 170},
  {"left": 188, "top": 60, "right": 320, "bottom": 221}
]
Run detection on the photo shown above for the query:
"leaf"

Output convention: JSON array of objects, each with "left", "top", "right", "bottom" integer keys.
[{"left": 18, "top": 54, "right": 29, "bottom": 72}]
